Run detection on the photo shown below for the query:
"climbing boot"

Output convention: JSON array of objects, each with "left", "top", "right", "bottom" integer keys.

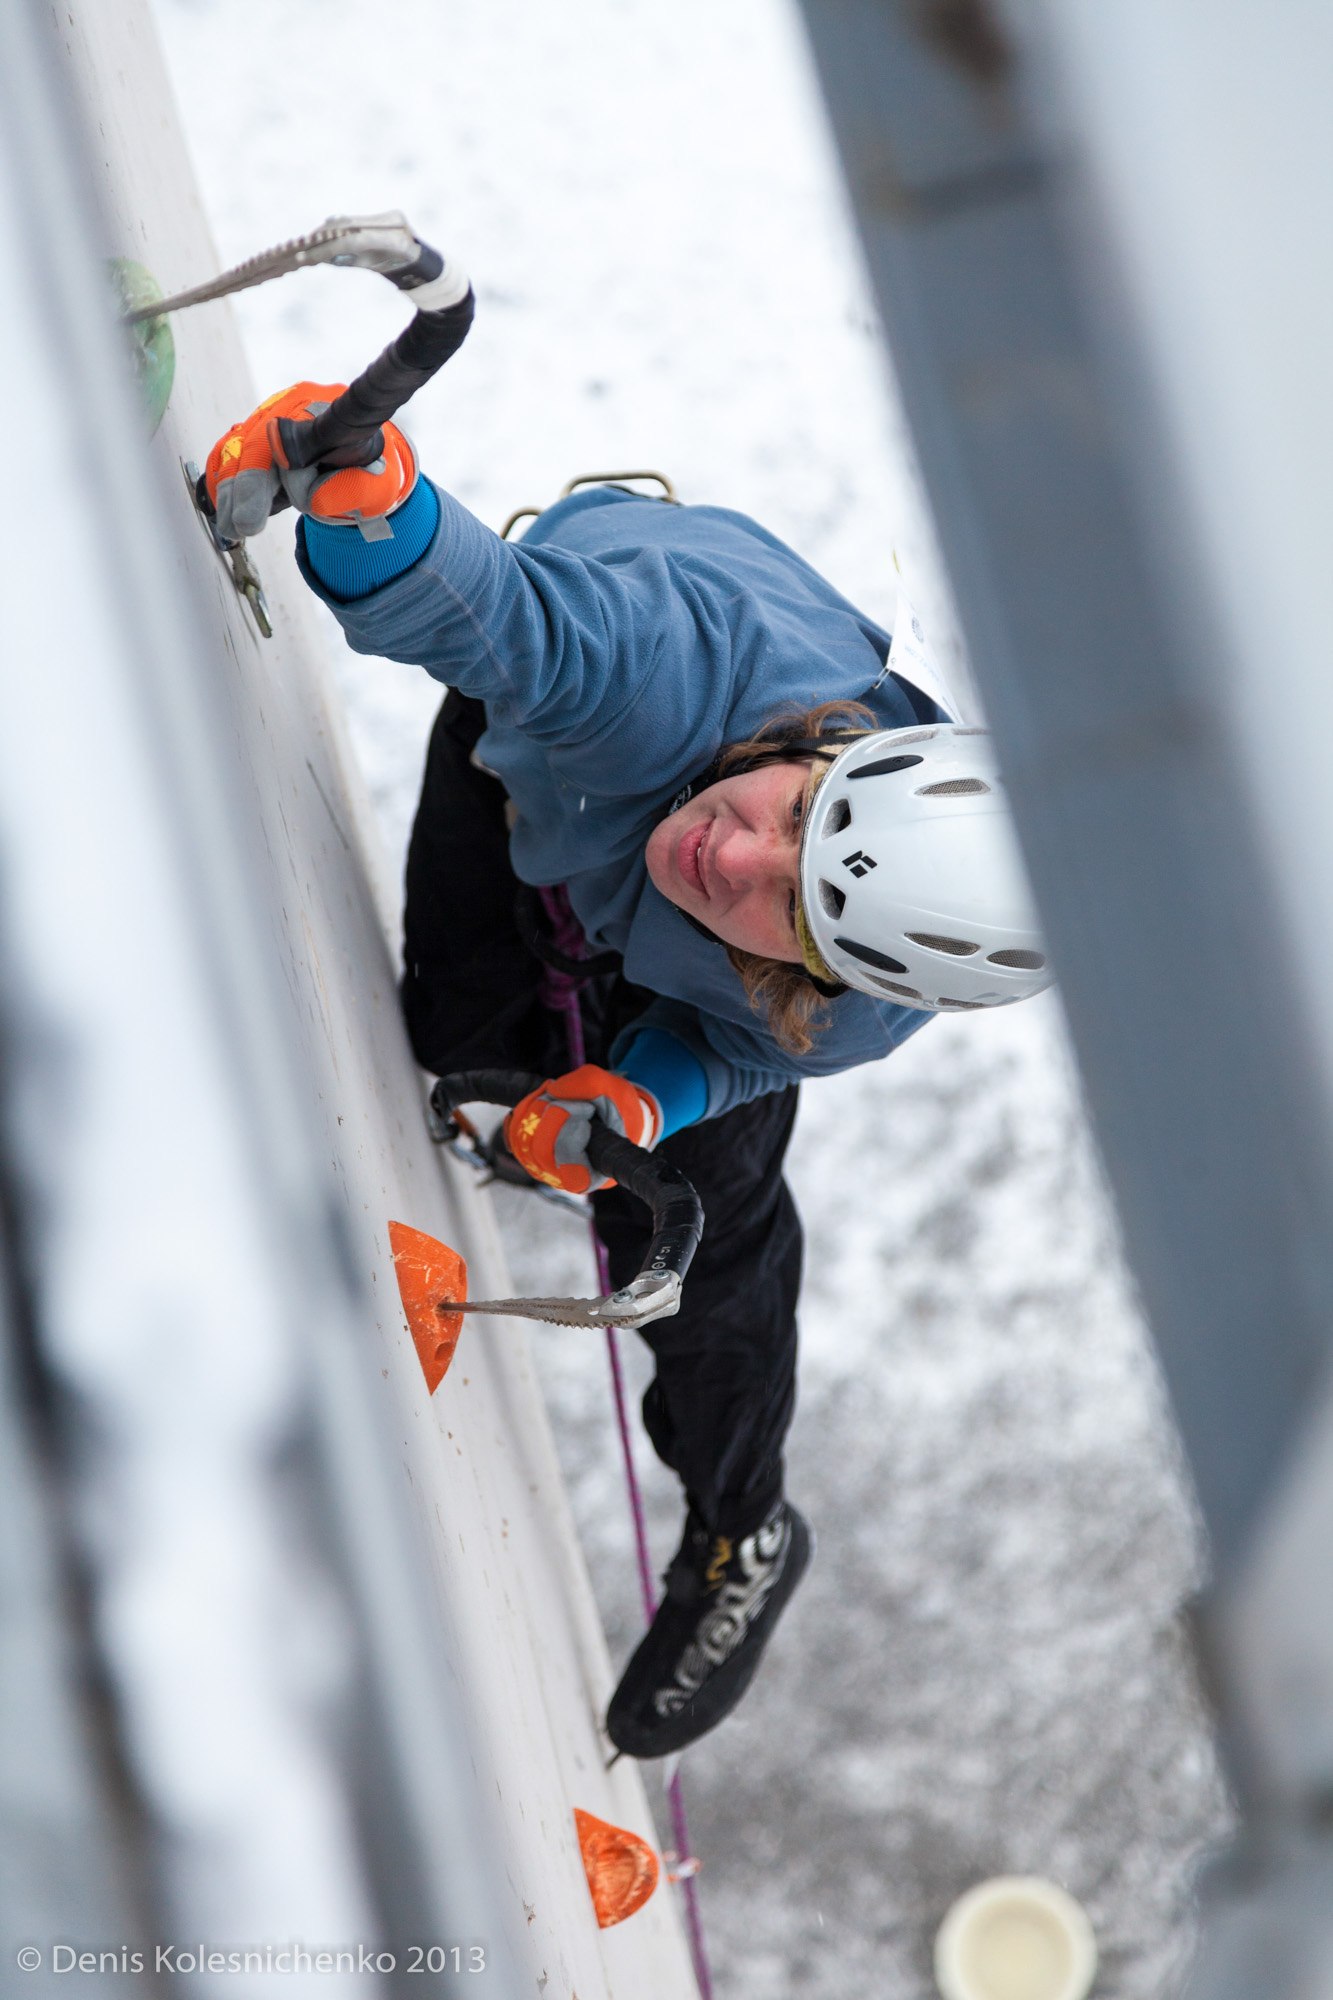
[{"left": 606, "top": 1499, "right": 812, "bottom": 1758}]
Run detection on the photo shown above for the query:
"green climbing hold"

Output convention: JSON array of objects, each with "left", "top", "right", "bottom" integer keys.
[{"left": 110, "top": 258, "right": 176, "bottom": 435}]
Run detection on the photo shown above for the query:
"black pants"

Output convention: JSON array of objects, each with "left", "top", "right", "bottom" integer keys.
[{"left": 403, "top": 694, "right": 802, "bottom": 1535}]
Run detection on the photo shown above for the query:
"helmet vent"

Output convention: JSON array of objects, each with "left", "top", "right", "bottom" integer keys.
[
  {"left": 907, "top": 931, "right": 978, "bottom": 957},
  {"left": 937, "top": 998, "right": 986, "bottom": 1010},
  {"left": 823, "top": 797, "right": 852, "bottom": 835},
  {"left": 916, "top": 777, "right": 990, "bottom": 798},
  {"left": 866, "top": 728, "right": 934, "bottom": 748},
  {"left": 847, "top": 753, "right": 924, "bottom": 782},
  {"left": 872, "top": 978, "right": 923, "bottom": 1001},
  {"left": 988, "top": 948, "right": 1046, "bottom": 969},
  {"left": 818, "top": 879, "right": 846, "bottom": 920},
  {"left": 834, "top": 936, "right": 908, "bottom": 976}
]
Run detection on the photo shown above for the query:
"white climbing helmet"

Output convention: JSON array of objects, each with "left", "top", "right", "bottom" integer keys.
[{"left": 797, "top": 725, "right": 1051, "bottom": 1010}]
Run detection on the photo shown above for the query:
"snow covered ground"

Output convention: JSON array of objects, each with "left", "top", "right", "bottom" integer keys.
[{"left": 151, "top": 2, "right": 1231, "bottom": 1992}]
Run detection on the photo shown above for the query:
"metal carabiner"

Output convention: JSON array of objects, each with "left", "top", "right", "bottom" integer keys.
[{"left": 500, "top": 469, "right": 678, "bottom": 542}]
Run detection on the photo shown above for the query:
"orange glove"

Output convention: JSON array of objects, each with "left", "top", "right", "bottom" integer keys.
[
  {"left": 205, "top": 381, "right": 418, "bottom": 542},
  {"left": 504, "top": 1065, "right": 663, "bottom": 1197}
]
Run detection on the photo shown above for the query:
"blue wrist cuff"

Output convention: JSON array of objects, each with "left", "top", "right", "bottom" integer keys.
[
  {"left": 618, "top": 1029, "right": 709, "bottom": 1138},
  {"left": 299, "top": 478, "right": 441, "bottom": 601}
]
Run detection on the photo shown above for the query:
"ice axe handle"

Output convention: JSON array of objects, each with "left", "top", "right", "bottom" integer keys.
[
  {"left": 279, "top": 283, "right": 476, "bottom": 472},
  {"left": 431, "top": 1069, "right": 705, "bottom": 1292}
]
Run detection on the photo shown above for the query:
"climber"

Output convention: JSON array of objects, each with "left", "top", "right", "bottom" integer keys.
[{"left": 206, "top": 384, "right": 1048, "bottom": 1759}]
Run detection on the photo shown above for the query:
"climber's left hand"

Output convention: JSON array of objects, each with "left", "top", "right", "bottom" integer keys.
[{"left": 504, "top": 1065, "right": 663, "bottom": 1196}]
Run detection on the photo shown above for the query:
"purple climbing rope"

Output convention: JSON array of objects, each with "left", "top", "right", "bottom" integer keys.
[{"left": 538, "top": 888, "right": 714, "bottom": 2000}]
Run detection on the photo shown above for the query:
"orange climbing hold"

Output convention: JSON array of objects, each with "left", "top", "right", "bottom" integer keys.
[
  {"left": 387, "top": 1221, "right": 467, "bottom": 1394},
  {"left": 573, "top": 1808, "right": 660, "bottom": 1927}
]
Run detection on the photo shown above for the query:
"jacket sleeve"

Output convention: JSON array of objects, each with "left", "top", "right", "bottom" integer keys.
[
  {"left": 612, "top": 994, "right": 932, "bottom": 1121},
  {"left": 296, "top": 481, "right": 730, "bottom": 760}
]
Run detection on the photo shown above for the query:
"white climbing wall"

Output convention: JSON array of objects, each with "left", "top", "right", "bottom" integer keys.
[{"left": 46, "top": 1, "right": 698, "bottom": 1989}]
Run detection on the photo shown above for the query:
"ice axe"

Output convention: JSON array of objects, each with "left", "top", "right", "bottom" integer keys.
[
  {"left": 390, "top": 1070, "right": 705, "bottom": 1393},
  {"left": 123, "top": 211, "right": 474, "bottom": 632}
]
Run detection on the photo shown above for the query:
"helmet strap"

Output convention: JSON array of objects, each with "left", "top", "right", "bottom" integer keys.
[
  {"left": 668, "top": 900, "right": 844, "bottom": 995},
  {"left": 656, "top": 729, "right": 858, "bottom": 997}
]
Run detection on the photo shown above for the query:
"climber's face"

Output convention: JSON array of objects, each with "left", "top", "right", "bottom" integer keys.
[{"left": 646, "top": 760, "right": 811, "bottom": 962}]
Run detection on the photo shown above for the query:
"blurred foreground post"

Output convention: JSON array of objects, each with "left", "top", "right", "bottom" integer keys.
[{"left": 797, "top": 1, "right": 1333, "bottom": 1990}]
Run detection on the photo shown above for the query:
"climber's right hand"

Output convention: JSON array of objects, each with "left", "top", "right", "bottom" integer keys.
[{"left": 204, "top": 381, "right": 418, "bottom": 542}]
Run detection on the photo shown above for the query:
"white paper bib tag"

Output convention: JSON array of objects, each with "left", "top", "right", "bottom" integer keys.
[{"left": 882, "top": 583, "right": 959, "bottom": 719}]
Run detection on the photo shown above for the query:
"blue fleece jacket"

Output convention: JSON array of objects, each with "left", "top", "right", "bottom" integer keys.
[{"left": 298, "top": 481, "right": 939, "bottom": 1123}]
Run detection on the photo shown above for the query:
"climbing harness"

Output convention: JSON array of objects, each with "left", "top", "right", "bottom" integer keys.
[{"left": 501, "top": 468, "right": 677, "bottom": 542}]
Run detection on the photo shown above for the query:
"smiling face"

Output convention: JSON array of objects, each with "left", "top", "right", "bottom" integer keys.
[{"left": 645, "top": 759, "right": 813, "bottom": 961}]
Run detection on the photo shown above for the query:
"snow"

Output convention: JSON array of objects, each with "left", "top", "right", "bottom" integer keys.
[{"left": 150, "top": 1, "right": 1231, "bottom": 1991}]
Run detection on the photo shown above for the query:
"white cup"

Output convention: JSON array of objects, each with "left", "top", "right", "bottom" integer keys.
[{"left": 934, "top": 1875, "right": 1097, "bottom": 2000}]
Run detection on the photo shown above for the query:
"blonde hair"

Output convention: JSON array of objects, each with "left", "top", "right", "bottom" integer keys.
[{"left": 717, "top": 700, "right": 874, "bottom": 1055}]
